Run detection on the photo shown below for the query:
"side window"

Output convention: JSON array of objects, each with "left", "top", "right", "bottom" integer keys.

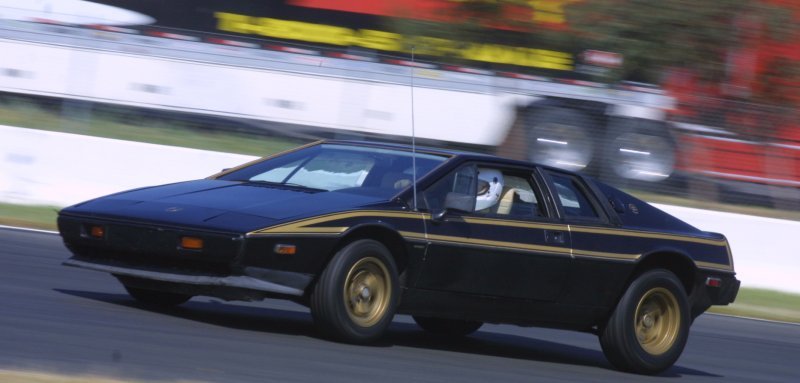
[
  {"left": 548, "top": 173, "right": 600, "bottom": 220},
  {"left": 473, "top": 168, "right": 545, "bottom": 219},
  {"left": 422, "top": 164, "right": 477, "bottom": 213}
]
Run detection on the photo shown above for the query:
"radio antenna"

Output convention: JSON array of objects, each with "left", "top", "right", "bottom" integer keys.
[{"left": 410, "top": 47, "right": 418, "bottom": 211}]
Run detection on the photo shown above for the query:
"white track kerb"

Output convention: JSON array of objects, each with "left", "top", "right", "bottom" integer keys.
[{"left": 1, "top": 124, "right": 797, "bottom": 293}]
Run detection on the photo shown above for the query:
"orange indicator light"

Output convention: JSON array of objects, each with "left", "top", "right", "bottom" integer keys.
[
  {"left": 181, "top": 236, "right": 204, "bottom": 250},
  {"left": 90, "top": 226, "right": 105, "bottom": 238},
  {"left": 274, "top": 244, "right": 296, "bottom": 255}
]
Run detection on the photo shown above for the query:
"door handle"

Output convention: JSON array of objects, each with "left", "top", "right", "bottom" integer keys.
[{"left": 545, "top": 230, "right": 566, "bottom": 244}]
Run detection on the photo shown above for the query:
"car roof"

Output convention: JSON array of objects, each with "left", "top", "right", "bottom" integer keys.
[{"left": 322, "top": 139, "right": 537, "bottom": 168}]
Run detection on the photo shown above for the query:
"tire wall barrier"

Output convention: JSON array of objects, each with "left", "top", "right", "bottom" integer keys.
[{"left": 1, "top": 125, "right": 798, "bottom": 293}]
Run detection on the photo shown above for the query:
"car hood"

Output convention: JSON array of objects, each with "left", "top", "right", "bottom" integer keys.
[{"left": 61, "top": 180, "right": 390, "bottom": 232}]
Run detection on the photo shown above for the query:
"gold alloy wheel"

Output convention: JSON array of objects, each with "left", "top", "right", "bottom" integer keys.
[
  {"left": 343, "top": 257, "right": 391, "bottom": 327},
  {"left": 634, "top": 287, "right": 681, "bottom": 355}
]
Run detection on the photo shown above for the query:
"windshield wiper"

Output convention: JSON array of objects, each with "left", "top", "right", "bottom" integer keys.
[{"left": 242, "top": 180, "right": 326, "bottom": 192}]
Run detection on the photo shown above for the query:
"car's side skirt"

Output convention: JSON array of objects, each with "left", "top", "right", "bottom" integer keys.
[{"left": 398, "top": 287, "right": 607, "bottom": 331}]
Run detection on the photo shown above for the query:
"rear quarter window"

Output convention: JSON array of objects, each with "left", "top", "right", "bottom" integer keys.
[
  {"left": 595, "top": 181, "right": 698, "bottom": 231},
  {"left": 548, "top": 173, "right": 601, "bottom": 221}
]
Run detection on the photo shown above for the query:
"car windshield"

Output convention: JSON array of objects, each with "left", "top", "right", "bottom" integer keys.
[{"left": 218, "top": 143, "right": 449, "bottom": 197}]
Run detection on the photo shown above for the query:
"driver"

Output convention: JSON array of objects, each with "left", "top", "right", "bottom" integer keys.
[{"left": 475, "top": 168, "right": 503, "bottom": 212}]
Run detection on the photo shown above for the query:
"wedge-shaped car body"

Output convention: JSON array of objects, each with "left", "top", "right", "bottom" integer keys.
[{"left": 58, "top": 141, "right": 739, "bottom": 374}]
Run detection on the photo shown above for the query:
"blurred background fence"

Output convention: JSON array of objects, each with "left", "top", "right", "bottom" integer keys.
[{"left": 1, "top": 0, "right": 799, "bottom": 215}]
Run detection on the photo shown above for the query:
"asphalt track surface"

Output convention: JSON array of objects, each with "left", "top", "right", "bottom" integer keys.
[{"left": 1, "top": 227, "right": 798, "bottom": 383}]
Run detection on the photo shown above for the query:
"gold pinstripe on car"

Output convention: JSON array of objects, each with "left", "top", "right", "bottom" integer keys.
[{"left": 246, "top": 210, "right": 733, "bottom": 270}]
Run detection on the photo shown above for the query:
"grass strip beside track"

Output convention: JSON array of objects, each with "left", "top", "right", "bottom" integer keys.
[
  {"left": 708, "top": 288, "right": 800, "bottom": 324},
  {"left": 0, "top": 98, "right": 303, "bottom": 157},
  {"left": 0, "top": 203, "right": 59, "bottom": 231},
  {"left": 0, "top": 370, "right": 204, "bottom": 383}
]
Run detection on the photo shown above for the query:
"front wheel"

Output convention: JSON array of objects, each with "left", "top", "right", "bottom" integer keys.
[
  {"left": 599, "top": 269, "right": 690, "bottom": 375},
  {"left": 310, "top": 239, "right": 399, "bottom": 344}
]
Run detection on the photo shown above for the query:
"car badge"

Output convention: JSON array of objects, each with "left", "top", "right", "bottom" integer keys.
[
  {"left": 165, "top": 207, "right": 183, "bottom": 213},
  {"left": 628, "top": 203, "right": 639, "bottom": 214}
]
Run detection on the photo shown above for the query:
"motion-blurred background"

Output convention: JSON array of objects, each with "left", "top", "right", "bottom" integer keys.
[
  {"left": 2, "top": 0, "right": 799, "bottom": 216},
  {"left": 2, "top": 5, "right": 800, "bottom": 380}
]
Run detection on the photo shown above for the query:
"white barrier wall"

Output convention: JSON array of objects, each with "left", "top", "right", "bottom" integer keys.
[
  {"left": 650, "top": 204, "right": 798, "bottom": 294},
  {"left": 0, "top": 38, "right": 520, "bottom": 146},
  {"left": 0, "top": 125, "right": 256, "bottom": 206},
  {"left": 1, "top": 125, "right": 797, "bottom": 293}
]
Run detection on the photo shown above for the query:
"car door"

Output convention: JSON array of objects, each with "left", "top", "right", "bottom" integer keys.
[
  {"left": 540, "top": 169, "right": 633, "bottom": 307},
  {"left": 415, "top": 163, "right": 572, "bottom": 302},
  {"left": 412, "top": 163, "right": 478, "bottom": 287}
]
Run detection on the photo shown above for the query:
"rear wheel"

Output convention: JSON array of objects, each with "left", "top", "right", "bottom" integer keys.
[
  {"left": 310, "top": 239, "right": 399, "bottom": 344},
  {"left": 122, "top": 284, "right": 192, "bottom": 307},
  {"left": 413, "top": 316, "right": 483, "bottom": 337},
  {"left": 600, "top": 269, "right": 690, "bottom": 375}
]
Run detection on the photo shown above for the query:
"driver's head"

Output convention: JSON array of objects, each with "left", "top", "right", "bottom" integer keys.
[{"left": 475, "top": 168, "right": 503, "bottom": 211}]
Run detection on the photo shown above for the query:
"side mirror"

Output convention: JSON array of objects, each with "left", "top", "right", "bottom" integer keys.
[
  {"left": 444, "top": 192, "right": 474, "bottom": 213},
  {"left": 431, "top": 192, "right": 474, "bottom": 222}
]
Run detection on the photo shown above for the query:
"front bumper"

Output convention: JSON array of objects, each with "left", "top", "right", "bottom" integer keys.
[
  {"left": 64, "top": 257, "right": 308, "bottom": 297},
  {"left": 59, "top": 214, "right": 317, "bottom": 301}
]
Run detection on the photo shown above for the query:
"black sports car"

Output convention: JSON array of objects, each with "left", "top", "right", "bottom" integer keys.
[{"left": 58, "top": 140, "right": 739, "bottom": 374}]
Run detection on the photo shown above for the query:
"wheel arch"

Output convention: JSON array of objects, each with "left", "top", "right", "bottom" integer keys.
[
  {"left": 300, "top": 222, "right": 410, "bottom": 304},
  {"left": 330, "top": 223, "right": 409, "bottom": 275},
  {"left": 630, "top": 249, "right": 697, "bottom": 295}
]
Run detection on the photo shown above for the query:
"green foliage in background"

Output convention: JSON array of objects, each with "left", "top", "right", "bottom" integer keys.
[
  {"left": 565, "top": 0, "right": 799, "bottom": 90},
  {"left": 383, "top": 0, "right": 800, "bottom": 106}
]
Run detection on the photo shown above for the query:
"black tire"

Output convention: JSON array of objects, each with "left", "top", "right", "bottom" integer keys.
[
  {"left": 600, "top": 269, "right": 690, "bottom": 375},
  {"left": 413, "top": 316, "right": 483, "bottom": 337},
  {"left": 524, "top": 107, "right": 596, "bottom": 173},
  {"left": 310, "top": 239, "right": 399, "bottom": 344},
  {"left": 122, "top": 284, "right": 192, "bottom": 307}
]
